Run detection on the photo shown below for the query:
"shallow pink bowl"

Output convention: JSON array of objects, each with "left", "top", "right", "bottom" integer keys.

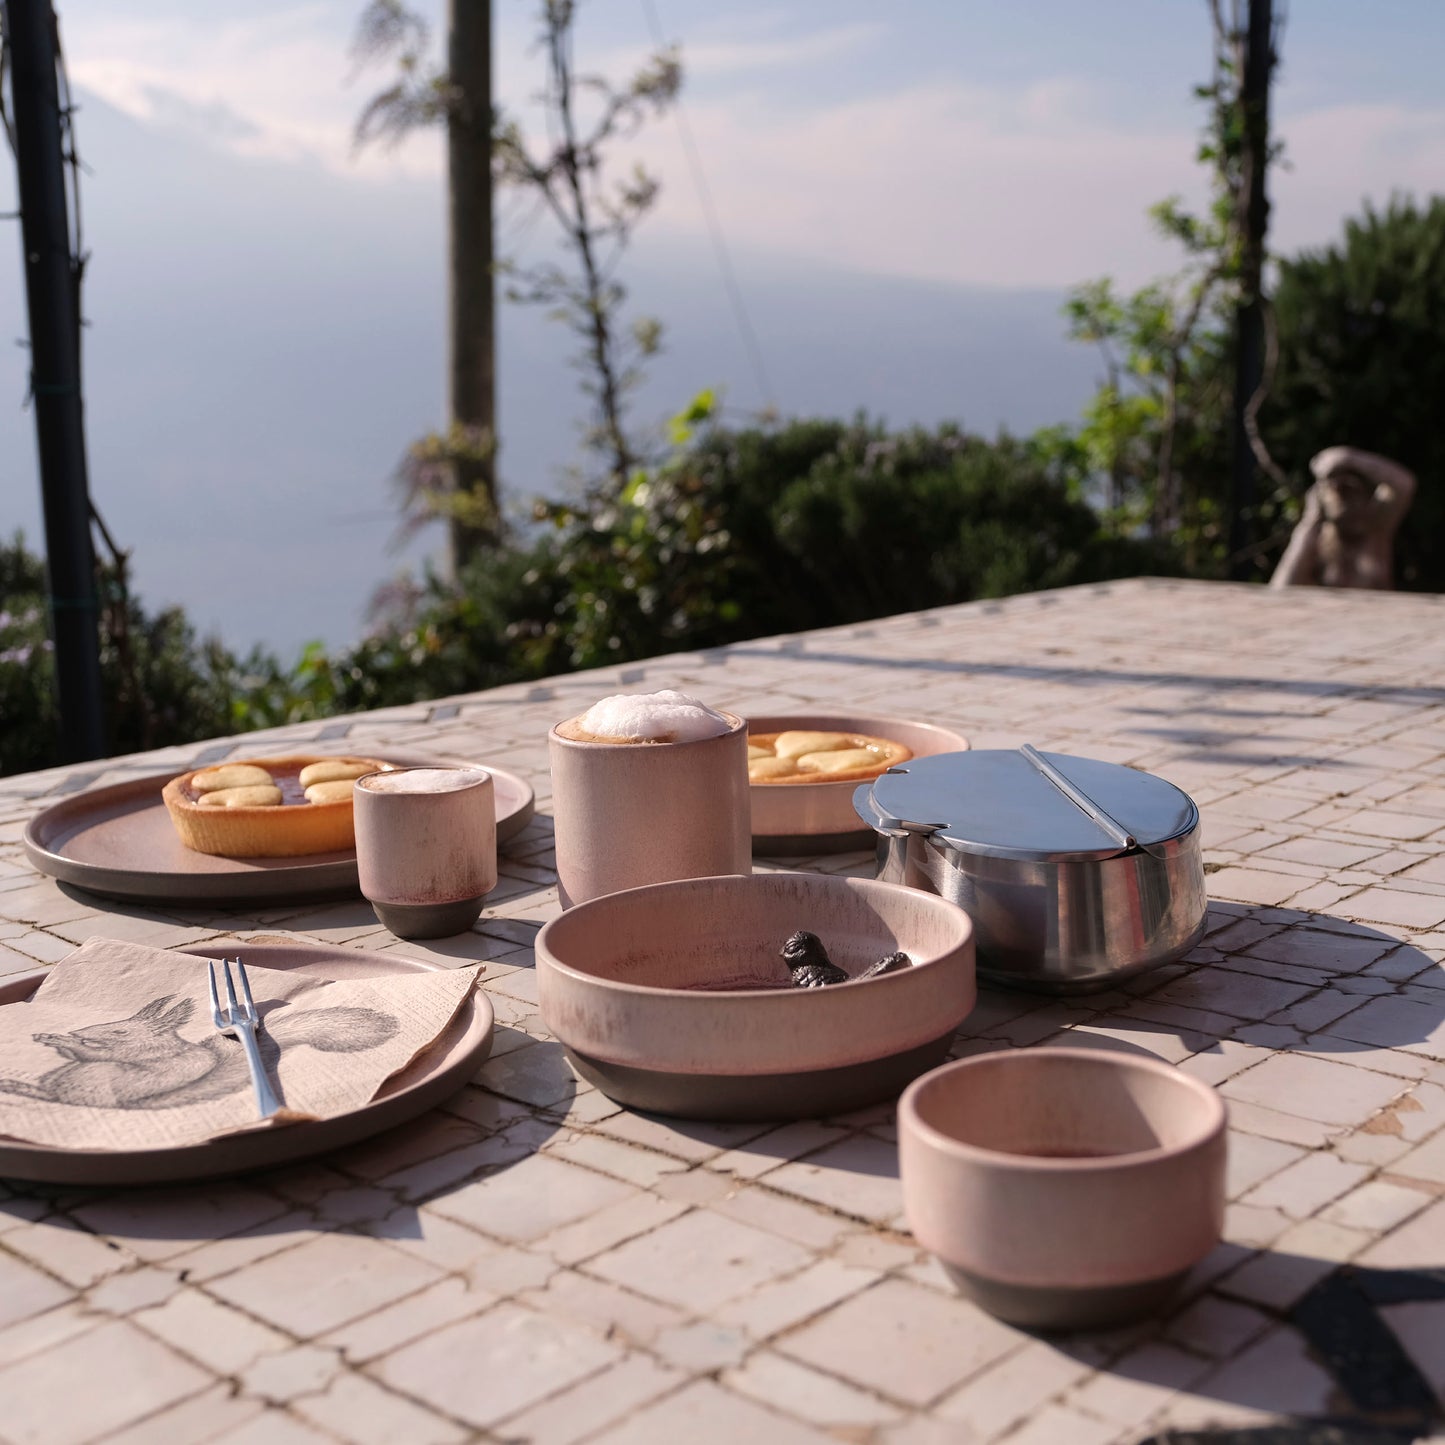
[
  {"left": 900, "top": 1047, "right": 1227, "bottom": 1330},
  {"left": 537, "top": 872, "right": 976, "bottom": 1120},
  {"left": 748, "top": 714, "right": 970, "bottom": 854}
]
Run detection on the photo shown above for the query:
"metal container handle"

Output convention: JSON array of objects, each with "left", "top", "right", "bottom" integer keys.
[
  {"left": 1018, "top": 743, "right": 1166, "bottom": 858},
  {"left": 852, "top": 772, "right": 944, "bottom": 838}
]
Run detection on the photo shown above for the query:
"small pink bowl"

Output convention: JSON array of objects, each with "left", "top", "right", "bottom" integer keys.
[{"left": 899, "top": 1047, "right": 1227, "bottom": 1330}]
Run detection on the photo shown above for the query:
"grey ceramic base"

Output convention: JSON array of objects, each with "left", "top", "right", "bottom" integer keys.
[
  {"left": 752, "top": 827, "right": 873, "bottom": 857},
  {"left": 370, "top": 896, "right": 485, "bottom": 940},
  {"left": 943, "top": 1261, "right": 1189, "bottom": 1331},
  {"left": 565, "top": 1031, "right": 955, "bottom": 1121}
]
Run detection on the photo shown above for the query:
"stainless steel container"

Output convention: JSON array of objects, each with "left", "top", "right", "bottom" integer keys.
[{"left": 854, "top": 746, "right": 1207, "bottom": 994}]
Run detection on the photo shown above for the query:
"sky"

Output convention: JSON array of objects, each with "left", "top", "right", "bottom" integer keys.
[{"left": 3, "top": 0, "right": 1443, "bottom": 655}]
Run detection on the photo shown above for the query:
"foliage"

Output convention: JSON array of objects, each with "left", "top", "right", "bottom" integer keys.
[
  {"left": 329, "top": 409, "right": 1172, "bottom": 706},
  {"left": 1262, "top": 195, "right": 1445, "bottom": 591},
  {"left": 350, "top": 0, "right": 455, "bottom": 147},
  {"left": 351, "top": 0, "right": 680, "bottom": 556},
  {"left": 388, "top": 423, "right": 500, "bottom": 549},
  {"left": 492, "top": 0, "right": 681, "bottom": 490},
  {"left": 0, "top": 537, "right": 58, "bottom": 777},
  {"left": 0, "top": 404, "right": 1180, "bottom": 777},
  {"left": 1061, "top": 0, "right": 1286, "bottom": 572},
  {"left": 0, "top": 533, "right": 243, "bottom": 775},
  {"left": 332, "top": 547, "right": 560, "bottom": 713},
  {"left": 352, "top": 0, "right": 503, "bottom": 562}
]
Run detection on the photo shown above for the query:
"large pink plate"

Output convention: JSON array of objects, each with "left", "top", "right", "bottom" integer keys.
[
  {"left": 22, "top": 755, "right": 535, "bottom": 905},
  {"left": 0, "top": 942, "right": 494, "bottom": 1185}
]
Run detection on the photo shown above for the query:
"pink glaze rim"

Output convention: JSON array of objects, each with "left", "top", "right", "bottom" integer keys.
[
  {"left": 355, "top": 765, "right": 493, "bottom": 792},
  {"left": 538, "top": 872, "right": 972, "bottom": 1000},
  {"left": 899, "top": 1047, "right": 1228, "bottom": 1172},
  {"left": 536, "top": 872, "right": 977, "bottom": 1076}
]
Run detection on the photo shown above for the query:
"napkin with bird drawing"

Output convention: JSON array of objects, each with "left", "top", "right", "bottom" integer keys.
[{"left": 0, "top": 938, "right": 480, "bottom": 1151}]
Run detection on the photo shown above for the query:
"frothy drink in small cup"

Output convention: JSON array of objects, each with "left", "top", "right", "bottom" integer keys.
[
  {"left": 359, "top": 768, "right": 488, "bottom": 794},
  {"left": 354, "top": 766, "right": 497, "bottom": 939},
  {"left": 549, "top": 688, "right": 750, "bottom": 908}
]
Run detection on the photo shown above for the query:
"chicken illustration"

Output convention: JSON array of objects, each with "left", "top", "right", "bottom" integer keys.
[{"left": 0, "top": 994, "right": 398, "bottom": 1111}]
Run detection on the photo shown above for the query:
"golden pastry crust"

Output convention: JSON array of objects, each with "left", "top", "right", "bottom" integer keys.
[
  {"left": 747, "top": 731, "right": 912, "bottom": 786},
  {"left": 161, "top": 755, "right": 388, "bottom": 858}
]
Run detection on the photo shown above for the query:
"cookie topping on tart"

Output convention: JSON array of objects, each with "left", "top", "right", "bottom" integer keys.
[
  {"left": 161, "top": 755, "right": 388, "bottom": 858},
  {"left": 746, "top": 731, "right": 911, "bottom": 785}
]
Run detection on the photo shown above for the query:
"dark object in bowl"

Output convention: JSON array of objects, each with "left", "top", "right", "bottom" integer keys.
[
  {"left": 861, "top": 951, "right": 911, "bottom": 980},
  {"left": 781, "top": 929, "right": 849, "bottom": 988},
  {"left": 536, "top": 872, "right": 975, "bottom": 1121}
]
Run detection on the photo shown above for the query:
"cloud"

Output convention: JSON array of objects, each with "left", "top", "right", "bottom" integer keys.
[
  {"left": 633, "top": 80, "right": 1208, "bottom": 290},
  {"left": 65, "top": 6, "right": 440, "bottom": 178},
  {"left": 655, "top": 23, "right": 886, "bottom": 77},
  {"left": 58, "top": 6, "right": 1445, "bottom": 291},
  {"left": 139, "top": 86, "right": 261, "bottom": 144},
  {"left": 630, "top": 83, "right": 1445, "bottom": 291},
  {"left": 1269, "top": 102, "right": 1445, "bottom": 255}
]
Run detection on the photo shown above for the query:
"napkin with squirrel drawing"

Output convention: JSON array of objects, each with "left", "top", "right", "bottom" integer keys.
[{"left": 0, "top": 938, "right": 480, "bottom": 1151}]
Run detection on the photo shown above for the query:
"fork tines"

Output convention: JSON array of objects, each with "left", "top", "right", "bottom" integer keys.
[
  {"left": 207, "top": 956, "right": 259, "bottom": 1029},
  {"left": 206, "top": 958, "right": 225, "bottom": 1030}
]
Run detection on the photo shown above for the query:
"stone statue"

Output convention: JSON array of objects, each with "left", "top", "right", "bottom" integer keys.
[{"left": 1269, "top": 446, "right": 1417, "bottom": 590}]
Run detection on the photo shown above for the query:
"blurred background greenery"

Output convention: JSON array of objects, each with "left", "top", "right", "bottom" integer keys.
[{"left": 6, "top": 194, "right": 1443, "bottom": 775}]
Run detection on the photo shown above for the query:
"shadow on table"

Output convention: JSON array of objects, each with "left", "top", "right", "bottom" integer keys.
[
  {"left": 725, "top": 636, "right": 1445, "bottom": 713},
  {"left": 0, "top": 1026, "right": 575, "bottom": 1245},
  {"left": 1136, "top": 1424, "right": 1424, "bottom": 1443},
  {"left": 1115, "top": 903, "right": 1445, "bottom": 1062},
  {"left": 1090, "top": 1254, "right": 1445, "bottom": 1444}
]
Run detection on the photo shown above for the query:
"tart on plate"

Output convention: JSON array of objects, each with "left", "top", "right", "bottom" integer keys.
[
  {"left": 747, "top": 730, "right": 912, "bottom": 786},
  {"left": 161, "top": 755, "right": 389, "bottom": 858}
]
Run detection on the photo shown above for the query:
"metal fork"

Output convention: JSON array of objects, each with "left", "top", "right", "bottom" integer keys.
[{"left": 208, "top": 957, "right": 282, "bottom": 1118}]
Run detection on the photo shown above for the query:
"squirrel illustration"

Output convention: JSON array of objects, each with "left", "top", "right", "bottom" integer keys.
[{"left": 0, "top": 994, "right": 399, "bottom": 1111}]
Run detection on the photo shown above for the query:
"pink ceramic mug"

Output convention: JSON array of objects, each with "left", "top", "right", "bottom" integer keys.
[
  {"left": 548, "top": 711, "right": 751, "bottom": 908},
  {"left": 354, "top": 767, "right": 497, "bottom": 938}
]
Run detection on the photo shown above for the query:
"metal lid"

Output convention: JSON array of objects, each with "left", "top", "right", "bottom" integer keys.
[{"left": 857, "top": 746, "right": 1199, "bottom": 863}]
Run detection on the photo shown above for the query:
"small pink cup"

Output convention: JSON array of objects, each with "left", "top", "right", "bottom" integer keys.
[
  {"left": 548, "top": 711, "right": 750, "bottom": 908},
  {"left": 354, "top": 767, "right": 497, "bottom": 938}
]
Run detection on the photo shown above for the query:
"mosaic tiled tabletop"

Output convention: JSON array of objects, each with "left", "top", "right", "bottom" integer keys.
[{"left": 0, "top": 578, "right": 1442, "bottom": 1445}]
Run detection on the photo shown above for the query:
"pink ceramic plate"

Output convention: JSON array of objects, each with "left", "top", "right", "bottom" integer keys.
[
  {"left": 22, "top": 755, "right": 535, "bottom": 906},
  {"left": 748, "top": 714, "right": 970, "bottom": 855},
  {"left": 0, "top": 942, "right": 493, "bottom": 1186}
]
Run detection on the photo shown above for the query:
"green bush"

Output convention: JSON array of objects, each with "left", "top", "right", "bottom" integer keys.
[
  {"left": 3, "top": 419, "right": 1172, "bottom": 774},
  {"left": 1264, "top": 196, "right": 1445, "bottom": 590},
  {"left": 1, "top": 532, "right": 261, "bottom": 775},
  {"left": 769, "top": 428, "right": 1168, "bottom": 617},
  {"left": 0, "top": 537, "right": 60, "bottom": 776},
  {"left": 331, "top": 546, "right": 560, "bottom": 713},
  {"left": 341, "top": 417, "right": 1171, "bottom": 706}
]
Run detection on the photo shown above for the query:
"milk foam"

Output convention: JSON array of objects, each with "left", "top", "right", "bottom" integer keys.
[
  {"left": 360, "top": 768, "right": 487, "bottom": 794},
  {"left": 577, "top": 689, "right": 731, "bottom": 743}
]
